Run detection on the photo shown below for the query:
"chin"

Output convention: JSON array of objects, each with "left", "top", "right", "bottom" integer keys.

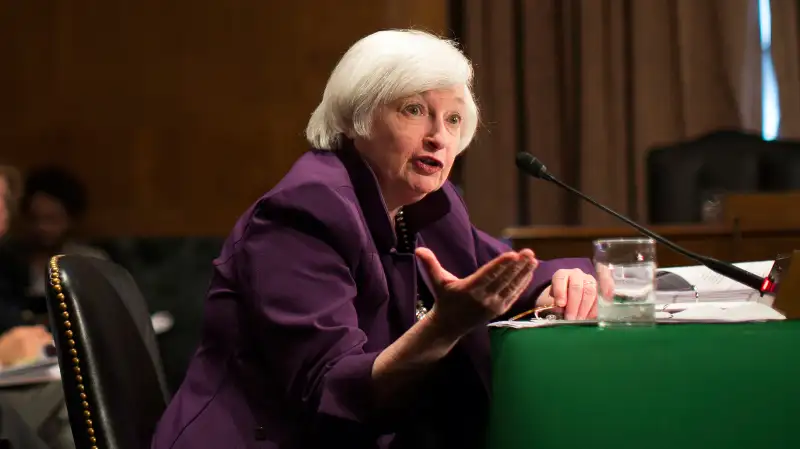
[{"left": 409, "top": 181, "right": 442, "bottom": 197}]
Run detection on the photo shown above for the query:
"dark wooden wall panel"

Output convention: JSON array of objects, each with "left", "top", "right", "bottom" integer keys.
[{"left": 0, "top": 0, "right": 447, "bottom": 236}]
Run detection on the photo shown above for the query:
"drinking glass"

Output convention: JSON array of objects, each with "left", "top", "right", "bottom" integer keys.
[{"left": 594, "top": 238, "right": 657, "bottom": 327}]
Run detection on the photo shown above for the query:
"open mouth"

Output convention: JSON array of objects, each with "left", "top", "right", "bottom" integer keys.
[{"left": 414, "top": 156, "right": 443, "bottom": 168}]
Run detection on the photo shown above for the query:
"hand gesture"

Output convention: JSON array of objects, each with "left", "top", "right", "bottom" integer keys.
[{"left": 415, "top": 247, "right": 538, "bottom": 337}]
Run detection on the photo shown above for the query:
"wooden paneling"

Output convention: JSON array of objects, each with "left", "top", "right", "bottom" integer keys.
[
  {"left": 503, "top": 225, "right": 735, "bottom": 267},
  {"left": 503, "top": 223, "right": 800, "bottom": 268},
  {"left": 0, "top": 0, "right": 447, "bottom": 236},
  {"left": 722, "top": 192, "right": 800, "bottom": 230},
  {"left": 505, "top": 192, "right": 800, "bottom": 268}
]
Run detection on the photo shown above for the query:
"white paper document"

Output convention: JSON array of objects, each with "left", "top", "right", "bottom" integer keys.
[
  {"left": 0, "top": 357, "right": 60, "bottom": 387},
  {"left": 655, "top": 260, "right": 775, "bottom": 303},
  {"left": 489, "top": 301, "right": 785, "bottom": 329},
  {"left": 655, "top": 301, "right": 785, "bottom": 321}
]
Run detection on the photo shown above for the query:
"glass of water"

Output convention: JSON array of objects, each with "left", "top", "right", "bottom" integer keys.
[{"left": 593, "top": 238, "right": 657, "bottom": 327}]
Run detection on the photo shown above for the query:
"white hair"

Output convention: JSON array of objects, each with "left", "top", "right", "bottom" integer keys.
[{"left": 305, "top": 29, "right": 479, "bottom": 153}]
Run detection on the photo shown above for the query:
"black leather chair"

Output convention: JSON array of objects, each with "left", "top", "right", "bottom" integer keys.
[
  {"left": 647, "top": 130, "right": 800, "bottom": 224},
  {"left": 44, "top": 254, "right": 170, "bottom": 449}
]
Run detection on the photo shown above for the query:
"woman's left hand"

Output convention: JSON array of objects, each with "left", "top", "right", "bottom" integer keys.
[{"left": 535, "top": 269, "right": 598, "bottom": 320}]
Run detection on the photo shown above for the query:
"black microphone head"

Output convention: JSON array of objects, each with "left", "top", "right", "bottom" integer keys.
[{"left": 515, "top": 152, "right": 552, "bottom": 180}]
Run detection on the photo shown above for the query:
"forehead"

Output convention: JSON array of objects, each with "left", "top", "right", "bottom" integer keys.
[{"left": 397, "top": 85, "right": 466, "bottom": 105}]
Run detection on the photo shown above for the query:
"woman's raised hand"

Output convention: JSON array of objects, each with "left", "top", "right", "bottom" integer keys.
[{"left": 415, "top": 247, "right": 538, "bottom": 337}]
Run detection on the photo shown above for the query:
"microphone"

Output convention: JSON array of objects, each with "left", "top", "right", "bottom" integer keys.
[{"left": 515, "top": 152, "right": 767, "bottom": 293}]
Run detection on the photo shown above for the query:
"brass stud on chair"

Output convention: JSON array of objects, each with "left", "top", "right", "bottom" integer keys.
[{"left": 49, "top": 255, "right": 99, "bottom": 448}]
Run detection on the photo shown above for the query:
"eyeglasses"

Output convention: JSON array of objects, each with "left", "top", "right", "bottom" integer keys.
[{"left": 509, "top": 305, "right": 565, "bottom": 322}]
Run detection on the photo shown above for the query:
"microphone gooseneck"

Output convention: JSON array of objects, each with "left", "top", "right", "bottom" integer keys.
[{"left": 515, "top": 152, "right": 766, "bottom": 293}]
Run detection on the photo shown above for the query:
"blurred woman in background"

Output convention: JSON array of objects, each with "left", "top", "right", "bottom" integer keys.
[{"left": 17, "top": 167, "right": 107, "bottom": 300}]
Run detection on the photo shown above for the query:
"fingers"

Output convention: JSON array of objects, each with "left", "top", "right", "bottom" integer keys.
[
  {"left": 551, "top": 269, "right": 599, "bottom": 320},
  {"left": 501, "top": 271, "right": 534, "bottom": 308},
  {"left": 484, "top": 255, "right": 534, "bottom": 295},
  {"left": 414, "top": 247, "right": 441, "bottom": 276},
  {"left": 596, "top": 264, "right": 616, "bottom": 299},
  {"left": 564, "top": 277, "right": 583, "bottom": 320},
  {"left": 468, "top": 252, "right": 521, "bottom": 291},
  {"left": 517, "top": 248, "right": 536, "bottom": 264},
  {"left": 576, "top": 280, "right": 597, "bottom": 319},
  {"left": 37, "top": 332, "right": 54, "bottom": 345},
  {"left": 497, "top": 260, "right": 536, "bottom": 302},
  {"left": 463, "top": 250, "right": 538, "bottom": 315},
  {"left": 551, "top": 273, "right": 570, "bottom": 307},
  {"left": 588, "top": 298, "right": 598, "bottom": 319},
  {"left": 415, "top": 247, "right": 459, "bottom": 285}
]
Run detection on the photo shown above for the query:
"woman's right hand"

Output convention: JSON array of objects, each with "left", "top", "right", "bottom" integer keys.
[{"left": 415, "top": 247, "right": 538, "bottom": 338}]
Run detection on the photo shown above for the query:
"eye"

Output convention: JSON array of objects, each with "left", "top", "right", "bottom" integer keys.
[
  {"left": 447, "top": 114, "right": 462, "bottom": 125},
  {"left": 404, "top": 104, "right": 424, "bottom": 116}
]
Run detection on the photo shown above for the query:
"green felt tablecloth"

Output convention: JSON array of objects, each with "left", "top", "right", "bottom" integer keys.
[{"left": 488, "top": 321, "right": 800, "bottom": 449}]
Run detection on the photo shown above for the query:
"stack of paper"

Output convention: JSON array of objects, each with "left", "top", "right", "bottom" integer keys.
[
  {"left": 655, "top": 301, "right": 785, "bottom": 321},
  {"left": 488, "top": 301, "right": 785, "bottom": 329},
  {"left": 0, "top": 357, "right": 60, "bottom": 387},
  {"left": 655, "top": 260, "right": 775, "bottom": 304}
]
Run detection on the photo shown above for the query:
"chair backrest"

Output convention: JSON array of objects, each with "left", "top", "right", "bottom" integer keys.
[
  {"left": 647, "top": 129, "right": 800, "bottom": 224},
  {"left": 45, "top": 254, "right": 170, "bottom": 449}
]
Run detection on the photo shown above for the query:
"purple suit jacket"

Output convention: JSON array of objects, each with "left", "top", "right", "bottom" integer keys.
[{"left": 151, "top": 143, "right": 593, "bottom": 449}]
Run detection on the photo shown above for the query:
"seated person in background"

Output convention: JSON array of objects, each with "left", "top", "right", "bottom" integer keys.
[
  {"left": 0, "top": 165, "right": 53, "bottom": 368},
  {"left": 152, "top": 30, "right": 599, "bottom": 449},
  {"left": 8, "top": 167, "right": 107, "bottom": 313}
]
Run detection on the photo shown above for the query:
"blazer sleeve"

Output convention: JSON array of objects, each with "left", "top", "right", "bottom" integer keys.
[
  {"left": 470, "top": 227, "right": 596, "bottom": 318},
  {"left": 233, "top": 184, "right": 383, "bottom": 434}
]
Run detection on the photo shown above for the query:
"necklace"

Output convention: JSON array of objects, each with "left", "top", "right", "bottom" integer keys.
[{"left": 395, "top": 208, "right": 429, "bottom": 321}]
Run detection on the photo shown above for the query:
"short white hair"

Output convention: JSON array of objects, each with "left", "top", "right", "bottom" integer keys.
[{"left": 305, "top": 29, "right": 479, "bottom": 153}]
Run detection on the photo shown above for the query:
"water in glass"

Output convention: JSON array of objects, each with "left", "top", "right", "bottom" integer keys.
[{"left": 594, "top": 238, "right": 657, "bottom": 327}]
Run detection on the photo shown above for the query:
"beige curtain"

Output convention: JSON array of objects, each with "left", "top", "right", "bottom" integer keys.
[
  {"left": 461, "top": 0, "right": 762, "bottom": 236},
  {"left": 771, "top": 0, "right": 800, "bottom": 139}
]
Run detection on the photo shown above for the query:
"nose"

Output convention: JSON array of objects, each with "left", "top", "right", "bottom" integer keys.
[{"left": 423, "top": 116, "right": 448, "bottom": 152}]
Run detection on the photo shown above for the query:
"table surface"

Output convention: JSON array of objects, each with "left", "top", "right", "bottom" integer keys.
[{"left": 488, "top": 321, "right": 800, "bottom": 449}]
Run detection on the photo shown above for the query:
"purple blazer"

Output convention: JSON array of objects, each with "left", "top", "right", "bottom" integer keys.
[{"left": 151, "top": 143, "right": 593, "bottom": 449}]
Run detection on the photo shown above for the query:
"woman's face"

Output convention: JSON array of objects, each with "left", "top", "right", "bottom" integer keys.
[
  {"left": 26, "top": 192, "right": 72, "bottom": 250},
  {"left": 354, "top": 85, "right": 466, "bottom": 212}
]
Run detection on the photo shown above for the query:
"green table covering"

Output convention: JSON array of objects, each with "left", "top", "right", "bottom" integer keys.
[{"left": 488, "top": 321, "right": 800, "bottom": 449}]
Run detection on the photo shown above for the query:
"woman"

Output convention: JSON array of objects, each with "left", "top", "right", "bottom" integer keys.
[{"left": 152, "top": 30, "right": 598, "bottom": 449}]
